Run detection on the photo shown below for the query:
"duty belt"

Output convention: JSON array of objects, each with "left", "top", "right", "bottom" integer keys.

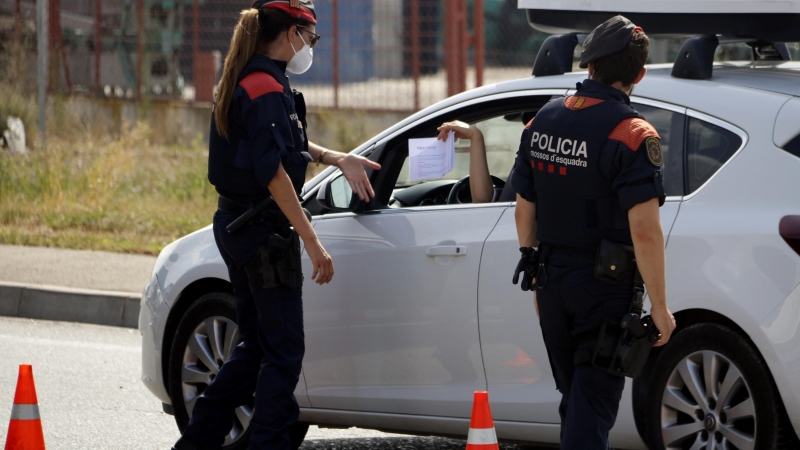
[
  {"left": 534, "top": 243, "right": 595, "bottom": 290},
  {"left": 541, "top": 244, "right": 596, "bottom": 261},
  {"left": 217, "top": 196, "right": 291, "bottom": 228}
]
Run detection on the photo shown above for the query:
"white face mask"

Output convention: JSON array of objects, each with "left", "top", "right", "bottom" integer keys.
[{"left": 287, "top": 30, "right": 313, "bottom": 75}]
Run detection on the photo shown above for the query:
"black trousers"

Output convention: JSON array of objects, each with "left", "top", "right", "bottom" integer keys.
[
  {"left": 183, "top": 210, "right": 305, "bottom": 449},
  {"left": 536, "top": 248, "right": 632, "bottom": 450}
]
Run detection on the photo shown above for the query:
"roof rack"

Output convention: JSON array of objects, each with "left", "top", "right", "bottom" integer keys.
[
  {"left": 532, "top": 34, "right": 580, "bottom": 77},
  {"left": 747, "top": 41, "right": 792, "bottom": 61},
  {"left": 671, "top": 36, "right": 792, "bottom": 80},
  {"left": 531, "top": 31, "right": 794, "bottom": 80},
  {"left": 671, "top": 35, "right": 719, "bottom": 80}
]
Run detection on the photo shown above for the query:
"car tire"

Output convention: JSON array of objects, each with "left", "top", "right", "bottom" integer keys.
[
  {"left": 644, "top": 323, "right": 786, "bottom": 450},
  {"left": 168, "top": 292, "right": 309, "bottom": 450}
]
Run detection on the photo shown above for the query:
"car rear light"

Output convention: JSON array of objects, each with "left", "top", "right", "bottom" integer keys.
[{"left": 779, "top": 215, "right": 800, "bottom": 256}]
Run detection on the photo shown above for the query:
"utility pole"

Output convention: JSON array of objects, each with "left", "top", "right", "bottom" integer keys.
[
  {"left": 37, "top": 0, "right": 48, "bottom": 146},
  {"left": 137, "top": 0, "right": 144, "bottom": 97},
  {"left": 332, "top": 0, "right": 338, "bottom": 108},
  {"left": 95, "top": 0, "right": 101, "bottom": 94}
]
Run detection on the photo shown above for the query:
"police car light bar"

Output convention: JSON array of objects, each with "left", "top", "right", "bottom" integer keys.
[{"left": 519, "top": 0, "right": 800, "bottom": 42}]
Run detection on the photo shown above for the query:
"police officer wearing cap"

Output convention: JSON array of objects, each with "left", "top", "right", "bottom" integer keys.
[
  {"left": 172, "top": 1, "right": 379, "bottom": 449},
  {"left": 512, "top": 16, "right": 677, "bottom": 449}
]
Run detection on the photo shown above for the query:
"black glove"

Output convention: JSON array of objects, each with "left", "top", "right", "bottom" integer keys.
[{"left": 512, "top": 247, "right": 539, "bottom": 291}]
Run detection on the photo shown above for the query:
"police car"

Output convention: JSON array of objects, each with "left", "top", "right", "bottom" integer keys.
[{"left": 140, "top": 2, "right": 800, "bottom": 448}]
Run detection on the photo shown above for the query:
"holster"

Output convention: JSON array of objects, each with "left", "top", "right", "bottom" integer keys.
[
  {"left": 573, "top": 239, "right": 657, "bottom": 378},
  {"left": 589, "top": 314, "right": 659, "bottom": 378},
  {"left": 244, "top": 229, "right": 304, "bottom": 292}
]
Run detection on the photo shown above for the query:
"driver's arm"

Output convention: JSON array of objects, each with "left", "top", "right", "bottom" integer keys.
[
  {"left": 437, "top": 121, "right": 493, "bottom": 203},
  {"left": 467, "top": 130, "right": 493, "bottom": 203}
]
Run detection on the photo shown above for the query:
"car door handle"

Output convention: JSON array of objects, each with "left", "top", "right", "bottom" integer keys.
[{"left": 426, "top": 246, "right": 468, "bottom": 257}]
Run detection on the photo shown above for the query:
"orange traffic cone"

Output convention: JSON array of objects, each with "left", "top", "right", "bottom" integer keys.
[
  {"left": 4, "top": 364, "right": 45, "bottom": 450},
  {"left": 466, "top": 391, "right": 499, "bottom": 450}
]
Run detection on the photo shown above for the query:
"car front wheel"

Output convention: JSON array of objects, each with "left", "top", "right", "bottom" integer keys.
[
  {"left": 168, "top": 292, "right": 309, "bottom": 450},
  {"left": 645, "top": 323, "right": 788, "bottom": 450}
]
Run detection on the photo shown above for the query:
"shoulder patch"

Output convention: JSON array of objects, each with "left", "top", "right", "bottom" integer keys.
[
  {"left": 645, "top": 136, "right": 663, "bottom": 167},
  {"left": 564, "top": 96, "right": 604, "bottom": 110},
  {"left": 608, "top": 118, "right": 660, "bottom": 151},
  {"left": 238, "top": 72, "right": 283, "bottom": 100}
]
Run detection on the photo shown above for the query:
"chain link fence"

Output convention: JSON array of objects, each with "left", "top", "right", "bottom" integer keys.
[
  {"left": 2, "top": 0, "right": 798, "bottom": 113},
  {"left": 1, "top": 0, "right": 546, "bottom": 112}
]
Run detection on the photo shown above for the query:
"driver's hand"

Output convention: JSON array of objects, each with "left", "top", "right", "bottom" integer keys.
[{"left": 437, "top": 120, "right": 478, "bottom": 141}]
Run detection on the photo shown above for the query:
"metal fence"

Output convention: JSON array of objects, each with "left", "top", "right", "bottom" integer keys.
[
  {"left": 3, "top": 1, "right": 798, "bottom": 113},
  {"left": 0, "top": 0, "right": 547, "bottom": 112}
]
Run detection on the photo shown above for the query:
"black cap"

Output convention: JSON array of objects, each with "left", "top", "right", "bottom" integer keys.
[
  {"left": 252, "top": 0, "right": 316, "bottom": 24},
  {"left": 579, "top": 15, "right": 641, "bottom": 69}
]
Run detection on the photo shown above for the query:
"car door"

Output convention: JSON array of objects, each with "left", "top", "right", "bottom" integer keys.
[
  {"left": 300, "top": 92, "right": 559, "bottom": 418},
  {"left": 479, "top": 98, "right": 687, "bottom": 423},
  {"left": 302, "top": 203, "right": 504, "bottom": 417}
]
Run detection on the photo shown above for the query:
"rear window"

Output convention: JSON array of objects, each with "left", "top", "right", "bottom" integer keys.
[
  {"left": 686, "top": 118, "right": 743, "bottom": 193},
  {"left": 782, "top": 133, "right": 800, "bottom": 159},
  {"left": 632, "top": 103, "right": 685, "bottom": 197}
]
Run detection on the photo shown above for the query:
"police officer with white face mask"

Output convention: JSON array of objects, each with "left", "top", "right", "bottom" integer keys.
[{"left": 172, "top": 1, "right": 379, "bottom": 449}]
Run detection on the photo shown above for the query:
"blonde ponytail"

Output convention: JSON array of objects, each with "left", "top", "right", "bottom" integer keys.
[{"left": 215, "top": 9, "right": 261, "bottom": 139}]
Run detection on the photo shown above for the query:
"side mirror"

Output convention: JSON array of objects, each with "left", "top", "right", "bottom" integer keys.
[{"left": 316, "top": 173, "right": 357, "bottom": 212}]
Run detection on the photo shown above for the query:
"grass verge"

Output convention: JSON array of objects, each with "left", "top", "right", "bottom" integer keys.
[
  {"left": 0, "top": 112, "right": 216, "bottom": 255},
  {"left": 0, "top": 88, "right": 381, "bottom": 255}
]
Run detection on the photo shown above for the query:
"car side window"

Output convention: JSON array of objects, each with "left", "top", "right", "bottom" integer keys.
[
  {"left": 390, "top": 113, "right": 528, "bottom": 207},
  {"left": 475, "top": 115, "right": 527, "bottom": 181},
  {"left": 686, "top": 118, "right": 743, "bottom": 193},
  {"left": 395, "top": 114, "right": 525, "bottom": 186},
  {"left": 631, "top": 103, "right": 685, "bottom": 197}
]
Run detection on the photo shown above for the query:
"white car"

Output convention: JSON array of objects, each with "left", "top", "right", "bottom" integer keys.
[{"left": 139, "top": 18, "right": 800, "bottom": 450}]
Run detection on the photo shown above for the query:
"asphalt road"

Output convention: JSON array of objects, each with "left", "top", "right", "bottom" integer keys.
[{"left": 0, "top": 317, "right": 548, "bottom": 449}]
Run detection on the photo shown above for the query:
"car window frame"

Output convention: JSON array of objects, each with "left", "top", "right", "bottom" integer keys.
[
  {"left": 628, "top": 96, "right": 687, "bottom": 202},
  {"left": 306, "top": 89, "right": 569, "bottom": 219},
  {"left": 682, "top": 109, "right": 749, "bottom": 201}
]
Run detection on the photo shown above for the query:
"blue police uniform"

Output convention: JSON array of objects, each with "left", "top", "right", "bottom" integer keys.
[
  {"left": 182, "top": 55, "right": 311, "bottom": 449},
  {"left": 512, "top": 79, "right": 665, "bottom": 449}
]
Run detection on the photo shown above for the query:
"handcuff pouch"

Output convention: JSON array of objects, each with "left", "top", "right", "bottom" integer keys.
[
  {"left": 272, "top": 230, "right": 304, "bottom": 288},
  {"left": 594, "top": 239, "right": 635, "bottom": 283},
  {"left": 244, "top": 229, "right": 304, "bottom": 292}
]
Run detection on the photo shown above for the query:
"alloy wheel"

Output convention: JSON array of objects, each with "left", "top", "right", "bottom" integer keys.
[
  {"left": 660, "top": 350, "right": 756, "bottom": 450},
  {"left": 180, "top": 316, "right": 252, "bottom": 445}
]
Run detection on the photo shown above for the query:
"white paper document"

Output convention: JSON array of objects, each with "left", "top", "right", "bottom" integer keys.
[{"left": 408, "top": 131, "right": 456, "bottom": 181}]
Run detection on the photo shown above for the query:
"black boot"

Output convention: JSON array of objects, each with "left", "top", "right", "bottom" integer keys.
[{"left": 172, "top": 435, "right": 218, "bottom": 450}]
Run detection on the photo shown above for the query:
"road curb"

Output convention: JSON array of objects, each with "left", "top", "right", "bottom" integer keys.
[{"left": 0, "top": 281, "right": 140, "bottom": 329}]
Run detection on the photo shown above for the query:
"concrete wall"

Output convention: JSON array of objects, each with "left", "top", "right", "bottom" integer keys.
[{"left": 65, "top": 96, "right": 213, "bottom": 145}]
